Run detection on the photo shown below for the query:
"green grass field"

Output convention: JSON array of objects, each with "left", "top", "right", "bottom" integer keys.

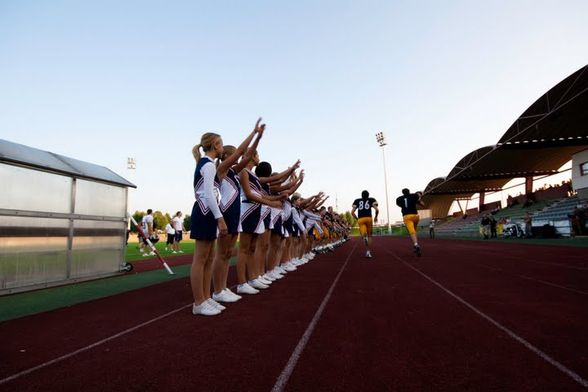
[{"left": 126, "top": 240, "right": 195, "bottom": 262}]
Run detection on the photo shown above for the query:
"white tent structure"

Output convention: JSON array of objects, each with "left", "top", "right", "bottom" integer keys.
[{"left": 0, "top": 139, "right": 136, "bottom": 294}]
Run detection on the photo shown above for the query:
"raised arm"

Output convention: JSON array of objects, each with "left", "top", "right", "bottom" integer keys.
[
  {"left": 233, "top": 128, "right": 264, "bottom": 174},
  {"left": 218, "top": 118, "right": 264, "bottom": 179},
  {"left": 301, "top": 193, "right": 322, "bottom": 209},
  {"left": 260, "top": 159, "right": 301, "bottom": 184},
  {"left": 315, "top": 195, "right": 329, "bottom": 209},
  {"left": 239, "top": 168, "right": 282, "bottom": 208}
]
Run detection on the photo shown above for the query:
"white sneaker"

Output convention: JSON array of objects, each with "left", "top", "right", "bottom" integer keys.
[
  {"left": 192, "top": 301, "right": 221, "bottom": 316},
  {"left": 213, "top": 290, "right": 239, "bottom": 303},
  {"left": 263, "top": 273, "right": 276, "bottom": 282},
  {"left": 366, "top": 250, "right": 372, "bottom": 258},
  {"left": 282, "top": 263, "right": 296, "bottom": 272},
  {"left": 259, "top": 275, "right": 273, "bottom": 284},
  {"left": 148, "top": 251, "right": 155, "bottom": 256},
  {"left": 172, "top": 251, "right": 177, "bottom": 254},
  {"left": 237, "top": 282, "right": 259, "bottom": 295},
  {"left": 207, "top": 298, "right": 226, "bottom": 311},
  {"left": 249, "top": 279, "right": 269, "bottom": 289},
  {"left": 223, "top": 288, "right": 242, "bottom": 301},
  {"left": 270, "top": 270, "right": 284, "bottom": 280},
  {"left": 179, "top": 250, "right": 184, "bottom": 253},
  {"left": 277, "top": 266, "right": 288, "bottom": 274}
]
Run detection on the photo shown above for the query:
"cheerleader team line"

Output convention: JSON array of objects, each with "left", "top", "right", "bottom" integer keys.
[{"left": 190, "top": 118, "right": 350, "bottom": 316}]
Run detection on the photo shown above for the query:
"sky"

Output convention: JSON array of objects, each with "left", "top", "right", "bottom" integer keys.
[{"left": 1, "top": 0, "right": 587, "bottom": 224}]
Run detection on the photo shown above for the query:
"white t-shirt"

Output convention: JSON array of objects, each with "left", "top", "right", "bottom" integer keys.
[
  {"left": 172, "top": 216, "right": 184, "bottom": 231},
  {"left": 142, "top": 214, "right": 154, "bottom": 232},
  {"left": 165, "top": 223, "right": 175, "bottom": 235}
]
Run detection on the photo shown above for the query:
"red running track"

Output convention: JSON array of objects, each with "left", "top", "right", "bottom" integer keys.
[{"left": 0, "top": 237, "right": 587, "bottom": 391}]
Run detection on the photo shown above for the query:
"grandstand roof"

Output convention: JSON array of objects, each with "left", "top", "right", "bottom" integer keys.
[
  {"left": 0, "top": 139, "right": 136, "bottom": 188},
  {"left": 422, "top": 64, "right": 588, "bottom": 217}
]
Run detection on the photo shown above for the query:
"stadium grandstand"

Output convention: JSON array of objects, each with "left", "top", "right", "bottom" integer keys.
[{"left": 420, "top": 64, "right": 588, "bottom": 238}]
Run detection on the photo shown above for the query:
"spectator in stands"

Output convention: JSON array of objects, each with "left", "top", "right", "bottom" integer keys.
[
  {"left": 563, "top": 180, "right": 573, "bottom": 197},
  {"left": 507, "top": 195, "right": 513, "bottom": 207},
  {"left": 524, "top": 212, "right": 533, "bottom": 238},
  {"left": 571, "top": 204, "right": 587, "bottom": 236},
  {"left": 497, "top": 217, "right": 506, "bottom": 237},
  {"left": 523, "top": 193, "right": 535, "bottom": 208},
  {"left": 490, "top": 215, "right": 497, "bottom": 238},
  {"left": 480, "top": 214, "right": 491, "bottom": 239}
]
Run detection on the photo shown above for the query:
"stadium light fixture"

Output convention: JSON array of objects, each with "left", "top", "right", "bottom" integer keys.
[
  {"left": 126, "top": 157, "right": 136, "bottom": 227},
  {"left": 375, "top": 132, "right": 391, "bottom": 233}
]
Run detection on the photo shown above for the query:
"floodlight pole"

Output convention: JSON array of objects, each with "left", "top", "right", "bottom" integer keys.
[
  {"left": 126, "top": 157, "right": 136, "bottom": 231},
  {"left": 127, "top": 157, "right": 136, "bottom": 214},
  {"left": 375, "top": 132, "right": 391, "bottom": 233}
]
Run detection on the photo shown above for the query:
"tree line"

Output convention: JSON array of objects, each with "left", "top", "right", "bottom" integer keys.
[{"left": 130, "top": 210, "right": 355, "bottom": 233}]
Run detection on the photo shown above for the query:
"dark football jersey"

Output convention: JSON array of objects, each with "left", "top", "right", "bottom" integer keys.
[
  {"left": 396, "top": 194, "right": 420, "bottom": 216},
  {"left": 353, "top": 197, "right": 377, "bottom": 218}
]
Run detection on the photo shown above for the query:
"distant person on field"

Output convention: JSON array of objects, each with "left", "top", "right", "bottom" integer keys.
[
  {"left": 164, "top": 220, "right": 175, "bottom": 252},
  {"left": 140, "top": 209, "right": 155, "bottom": 256},
  {"left": 429, "top": 219, "right": 435, "bottom": 239},
  {"left": 172, "top": 211, "right": 186, "bottom": 253},
  {"left": 351, "top": 190, "right": 379, "bottom": 258},
  {"left": 396, "top": 189, "right": 425, "bottom": 256}
]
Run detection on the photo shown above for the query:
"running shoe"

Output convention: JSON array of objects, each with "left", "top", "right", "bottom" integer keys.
[
  {"left": 414, "top": 245, "right": 421, "bottom": 257},
  {"left": 249, "top": 278, "right": 269, "bottom": 289},
  {"left": 192, "top": 301, "right": 221, "bottom": 316},
  {"left": 207, "top": 298, "right": 226, "bottom": 311},
  {"left": 237, "top": 282, "right": 259, "bottom": 295},
  {"left": 282, "top": 263, "right": 297, "bottom": 272},
  {"left": 213, "top": 289, "right": 239, "bottom": 303},
  {"left": 223, "top": 288, "right": 242, "bottom": 301},
  {"left": 366, "top": 250, "right": 372, "bottom": 258}
]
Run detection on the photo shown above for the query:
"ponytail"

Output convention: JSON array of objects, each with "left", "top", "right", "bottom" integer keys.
[
  {"left": 193, "top": 132, "right": 221, "bottom": 162},
  {"left": 192, "top": 144, "right": 202, "bottom": 161}
]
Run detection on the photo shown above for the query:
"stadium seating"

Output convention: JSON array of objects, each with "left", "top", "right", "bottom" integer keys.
[{"left": 532, "top": 196, "right": 588, "bottom": 236}]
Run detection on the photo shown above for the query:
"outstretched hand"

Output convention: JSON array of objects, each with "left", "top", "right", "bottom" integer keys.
[{"left": 254, "top": 117, "right": 266, "bottom": 135}]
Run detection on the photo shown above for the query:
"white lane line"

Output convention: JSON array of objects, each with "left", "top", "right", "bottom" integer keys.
[
  {"left": 388, "top": 252, "right": 588, "bottom": 389},
  {"left": 477, "top": 263, "right": 588, "bottom": 295},
  {"left": 271, "top": 241, "right": 358, "bottom": 392},
  {"left": 500, "top": 255, "right": 588, "bottom": 271},
  {"left": 0, "top": 304, "right": 191, "bottom": 386},
  {"left": 518, "top": 275, "right": 588, "bottom": 295}
]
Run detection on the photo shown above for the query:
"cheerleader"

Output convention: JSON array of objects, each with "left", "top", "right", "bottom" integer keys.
[
  {"left": 254, "top": 160, "right": 301, "bottom": 283},
  {"left": 190, "top": 133, "right": 227, "bottom": 316},
  {"left": 236, "top": 151, "right": 283, "bottom": 294},
  {"left": 211, "top": 119, "right": 264, "bottom": 303}
]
